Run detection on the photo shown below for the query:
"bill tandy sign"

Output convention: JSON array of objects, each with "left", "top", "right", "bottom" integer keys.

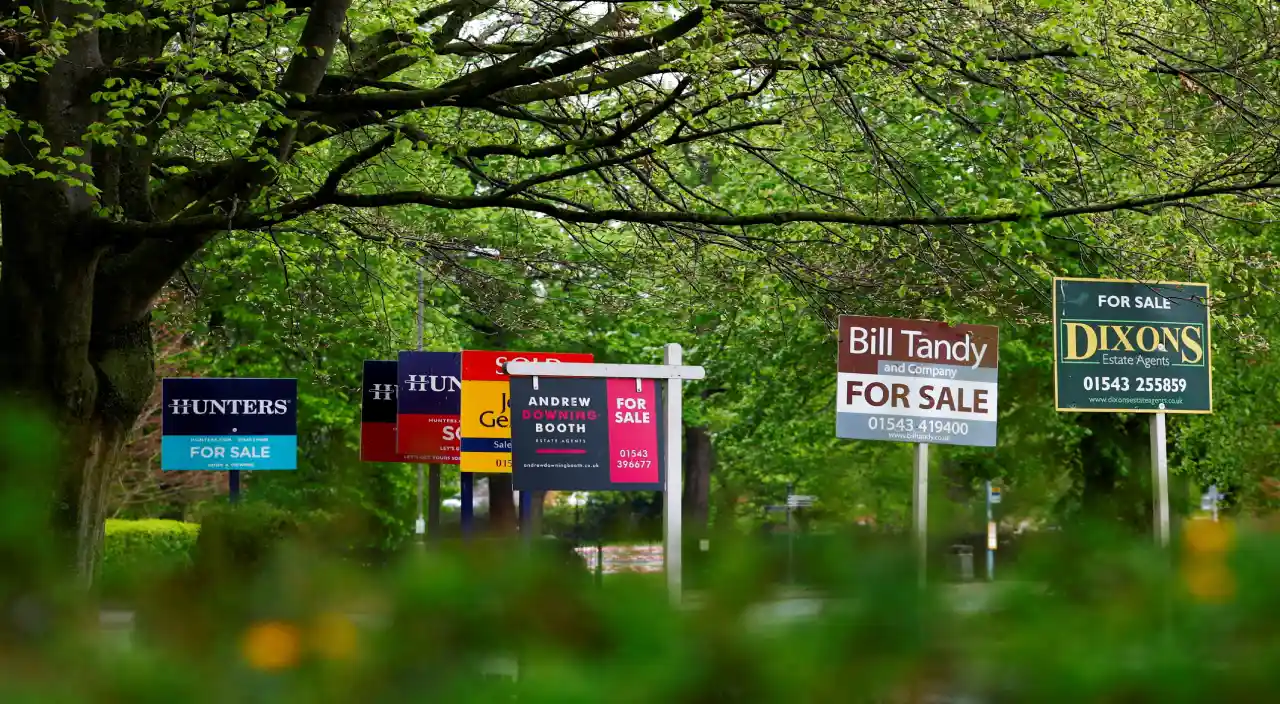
[
  {"left": 837, "top": 316, "right": 999, "bottom": 447},
  {"left": 161, "top": 378, "right": 298, "bottom": 470},
  {"left": 396, "top": 351, "right": 461, "bottom": 463},
  {"left": 1053, "top": 278, "right": 1211, "bottom": 413},
  {"left": 509, "top": 377, "right": 663, "bottom": 491},
  {"left": 459, "top": 350, "right": 594, "bottom": 472}
]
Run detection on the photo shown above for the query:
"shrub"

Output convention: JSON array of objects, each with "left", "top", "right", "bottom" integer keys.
[
  {"left": 191, "top": 502, "right": 333, "bottom": 580},
  {"left": 100, "top": 518, "right": 200, "bottom": 601}
]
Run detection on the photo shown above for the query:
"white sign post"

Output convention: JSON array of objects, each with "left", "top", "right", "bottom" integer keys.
[
  {"left": 506, "top": 344, "right": 705, "bottom": 606},
  {"left": 1150, "top": 411, "right": 1170, "bottom": 548},
  {"left": 913, "top": 443, "right": 929, "bottom": 587},
  {"left": 1202, "top": 484, "right": 1225, "bottom": 521}
]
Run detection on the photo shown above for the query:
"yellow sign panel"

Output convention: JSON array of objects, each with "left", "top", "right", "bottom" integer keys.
[
  {"left": 459, "top": 379, "right": 513, "bottom": 473},
  {"left": 459, "top": 350, "right": 594, "bottom": 473}
]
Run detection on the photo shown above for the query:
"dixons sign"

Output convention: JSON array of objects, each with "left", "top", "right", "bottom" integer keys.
[
  {"left": 836, "top": 315, "right": 999, "bottom": 447},
  {"left": 1053, "top": 278, "right": 1211, "bottom": 413}
]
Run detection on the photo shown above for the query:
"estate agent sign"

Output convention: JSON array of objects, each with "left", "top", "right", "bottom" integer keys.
[
  {"left": 836, "top": 315, "right": 999, "bottom": 447},
  {"left": 162, "top": 377, "right": 298, "bottom": 470},
  {"left": 1053, "top": 278, "right": 1211, "bottom": 413},
  {"left": 509, "top": 376, "right": 664, "bottom": 491},
  {"left": 396, "top": 351, "right": 462, "bottom": 463},
  {"left": 360, "top": 360, "right": 405, "bottom": 463},
  {"left": 459, "top": 350, "right": 594, "bottom": 472}
]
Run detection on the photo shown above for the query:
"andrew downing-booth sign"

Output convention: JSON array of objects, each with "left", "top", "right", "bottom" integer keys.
[
  {"left": 1053, "top": 278, "right": 1211, "bottom": 413},
  {"left": 509, "top": 377, "right": 664, "bottom": 491},
  {"left": 837, "top": 316, "right": 999, "bottom": 447}
]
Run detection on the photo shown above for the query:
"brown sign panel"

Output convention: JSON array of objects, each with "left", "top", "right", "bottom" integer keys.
[{"left": 838, "top": 316, "right": 1000, "bottom": 374}]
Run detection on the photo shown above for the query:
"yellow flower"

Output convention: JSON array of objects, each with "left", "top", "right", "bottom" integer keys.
[
  {"left": 1184, "top": 518, "right": 1233, "bottom": 555},
  {"left": 312, "top": 611, "right": 360, "bottom": 662},
  {"left": 1181, "top": 519, "right": 1237, "bottom": 603},
  {"left": 242, "top": 621, "right": 302, "bottom": 672},
  {"left": 1183, "top": 560, "right": 1235, "bottom": 603}
]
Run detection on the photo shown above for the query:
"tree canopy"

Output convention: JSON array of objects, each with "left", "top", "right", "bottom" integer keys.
[{"left": 8, "top": 0, "right": 1280, "bottom": 573}]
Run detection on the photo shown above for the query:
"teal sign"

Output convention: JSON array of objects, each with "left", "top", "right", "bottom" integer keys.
[{"left": 1053, "top": 278, "right": 1211, "bottom": 413}]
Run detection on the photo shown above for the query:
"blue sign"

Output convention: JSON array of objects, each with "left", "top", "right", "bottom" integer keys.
[{"left": 161, "top": 378, "right": 298, "bottom": 471}]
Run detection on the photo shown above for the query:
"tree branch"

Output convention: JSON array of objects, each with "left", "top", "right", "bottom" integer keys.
[{"left": 100, "top": 173, "right": 1280, "bottom": 243}]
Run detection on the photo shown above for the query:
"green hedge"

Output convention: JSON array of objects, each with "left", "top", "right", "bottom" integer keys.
[
  {"left": 101, "top": 505, "right": 334, "bottom": 600},
  {"left": 100, "top": 518, "right": 200, "bottom": 600}
]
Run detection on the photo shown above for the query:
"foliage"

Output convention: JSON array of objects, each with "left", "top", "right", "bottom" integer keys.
[
  {"left": 192, "top": 502, "right": 335, "bottom": 579},
  {"left": 99, "top": 518, "right": 200, "bottom": 601},
  {"left": 8, "top": 514, "right": 1280, "bottom": 701},
  {"left": 12, "top": 0, "right": 1280, "bottom": 573}
]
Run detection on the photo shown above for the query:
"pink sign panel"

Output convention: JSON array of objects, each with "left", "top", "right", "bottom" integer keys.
[{"left": 607, "top": 379, "right": 660, "bottom": 484}]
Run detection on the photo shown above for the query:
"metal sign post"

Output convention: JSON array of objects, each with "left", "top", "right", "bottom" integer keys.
[
  {"left": 1202, "top": 484, "right": 1225, "bottom": 522},
  {"left": 460, "top": 474, "right": 474, "bottom": 537},
  {"left": 1151, "top": 411, "right": 1170, "bottom": 548},
  {"left": 785, "top": 482, "right": 794, "bottom": 585},
  {"left": 506, "top": 344, "right": 705, "bottom": 606},
  {"left": 520, "top": 490, "right": 533, "bottom": 544},
  {"left": 416, "top": 265, "right": 425, "bottom": 540},
  {"left": 913, "top": 443, "right": 928, "bottom": 587},
  {"left": 985, "top": 481, "right": 996, "bottom": 581},
  {"left": 784, "top": 490, "right": 813, "bottom": 586}
]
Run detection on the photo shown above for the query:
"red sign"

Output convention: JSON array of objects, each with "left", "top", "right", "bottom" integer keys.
[
  {"left": 461, "top": 350, "right": 592, "bottom": 382},
  {"left": 606, "top": 378, "right": 660, "bottom": 484}
]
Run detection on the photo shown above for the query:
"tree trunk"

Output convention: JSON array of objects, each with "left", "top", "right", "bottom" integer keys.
[
  {"left": 0, "top": 6, "right": 159, "bottom": 583},
  {"left": 529, "top": 490, "right": 547, "bottom": 537},
  {"left": 488, "top": 473, "right": 518, "bottom": 534},
  {"left": 683, "top": 424, "right": 714, "bottom": 538}
]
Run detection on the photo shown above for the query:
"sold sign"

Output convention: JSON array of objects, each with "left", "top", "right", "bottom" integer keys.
[{"left": 459, "top": 350, "right": 593, "bottom": 473}]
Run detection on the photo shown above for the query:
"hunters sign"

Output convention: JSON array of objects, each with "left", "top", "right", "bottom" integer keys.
[
  {"left": 1053, "top": 278, "right": 1211, "bottom": 413},
  {"left": 837, "top": 316, "right": 999, "bottom": 447}
]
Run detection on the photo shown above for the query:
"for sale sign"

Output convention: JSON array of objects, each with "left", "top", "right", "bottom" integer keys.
[
  {"left": 162, "top": 378, "right": 298, "bottom": 470},
  {"left": 1053, "top": 278, "right": 1211, "bottom": 413},
  {"left": 836, "top": 316, "right": 999, "bottom": 447},
  {"left": 509, "top": 377, "right": 664, "bottom": 491},
  {"left": 459, "top": 350, "right": 594, "bottom": 472},
  {"left": 360, "top": 360, "right": 405, "bottom": 463},
  {"left": 396, "top": 351, "right": 461, "bottom": 463}
]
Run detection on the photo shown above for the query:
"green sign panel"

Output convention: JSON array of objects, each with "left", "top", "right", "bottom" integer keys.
[{"left": 1053, "top": 278, "right": 1211, "bottom": 413}]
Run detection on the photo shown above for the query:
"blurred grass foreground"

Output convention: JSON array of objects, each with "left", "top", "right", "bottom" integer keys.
[
  {"left": 5, "top": 517, "right": 1280, "bottom": 702},
  {"left": 5, "top": 415, "right": 1280, "bottom": 702}
]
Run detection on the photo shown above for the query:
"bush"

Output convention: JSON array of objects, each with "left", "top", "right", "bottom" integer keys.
[
  {"left": 191, "top": 502, "right": 333, "bottom": 580},
  {"left": 100, "top": 518, "right": 200, "bottom": 601}
]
